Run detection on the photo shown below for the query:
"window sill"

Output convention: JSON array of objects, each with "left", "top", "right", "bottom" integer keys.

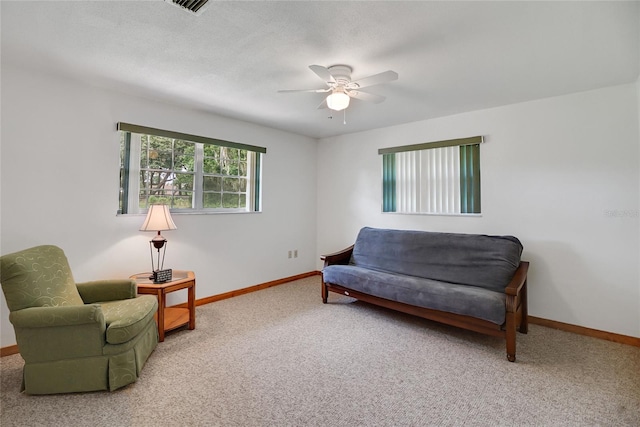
[
  {"left": 118, "top": 210, "right": 262, "bottom": 217},
  {"left": 381, "top": 211, "right": 482, "bottom": 217}
]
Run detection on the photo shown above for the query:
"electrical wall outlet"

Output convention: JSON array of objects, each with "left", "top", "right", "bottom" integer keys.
[
  {"left": 294, "top": 249, "right": 298, "bottom": 258},
  {"left": 288, "top": 250, "right": 292, "bottom": 258}
]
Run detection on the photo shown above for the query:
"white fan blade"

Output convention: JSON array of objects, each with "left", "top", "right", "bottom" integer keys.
[
  {"left": 309, "top": 65, "right": 336, "bottom": 85},
  {"left": 348, "top": 90, "right": 386, "bottom": 104},
  {"left": 278, "top": 88, "right": 331, "bottom": 93},
  {"left": 317, "top": 96, "right": 329, "bottom": 109},
  {"left": 351, "top": 70, "right": 398, "bottom": 89}
]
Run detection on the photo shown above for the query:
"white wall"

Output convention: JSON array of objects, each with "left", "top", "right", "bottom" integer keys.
[
  {"left": 317, "top": 83, "right": 640, "bottom": 338},
  {"left": 0, "top": 64, "right": 318, "bottom": 347},
  {"left": 2, "top": 64, "right": 639, "bottom": 348}
]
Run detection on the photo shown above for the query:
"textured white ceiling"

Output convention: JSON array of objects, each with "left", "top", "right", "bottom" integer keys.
[{"left": 2, "top": 1, "right": 639, "bottom": 139}]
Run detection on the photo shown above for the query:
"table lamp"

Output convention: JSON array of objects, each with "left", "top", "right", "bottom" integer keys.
[{"left": 140, "top": 204, "right": 177, "bottom": 282}]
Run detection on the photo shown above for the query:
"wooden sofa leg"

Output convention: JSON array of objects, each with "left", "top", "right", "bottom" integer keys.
[
  {"left": 506, "top": 311, "right": 516, "bottom": 362},
  {"left": 519, "top": 280, "right": 529, "bottom": 334},
  {"left": 321, "top": 281, "right": 328, "bottom": 304}
]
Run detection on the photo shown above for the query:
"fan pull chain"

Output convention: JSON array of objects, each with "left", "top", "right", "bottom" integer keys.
[{"left": 343, "top": 109, "right": 347, "bottom": 125}]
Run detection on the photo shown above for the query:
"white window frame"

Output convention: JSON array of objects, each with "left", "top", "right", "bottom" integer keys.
[
  {"left": 117, "top": 123, "right": 264, "bottom": 215},
  {"left": 380, "top": 136, "right": 483, "bottom": 215}
]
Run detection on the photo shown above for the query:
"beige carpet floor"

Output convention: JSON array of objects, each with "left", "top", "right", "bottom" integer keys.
[{"left": 1, "top": 275, "right": 639, "bottom": 426}]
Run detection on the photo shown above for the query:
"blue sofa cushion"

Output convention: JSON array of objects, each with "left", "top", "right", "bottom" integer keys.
[
  {"left": 350, "top": 227, "right": 522, "bottom": 293},
  {"left": 323, "top": 264, "right": 507, "bottom": 325}
]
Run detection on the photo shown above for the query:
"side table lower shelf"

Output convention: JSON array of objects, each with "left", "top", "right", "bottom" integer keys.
[
  {"left": 130, "top": 270, "right": 196, "bottom": 342},
  {"left": 164, "top": 306, "right": 191, "bottom": 332}
]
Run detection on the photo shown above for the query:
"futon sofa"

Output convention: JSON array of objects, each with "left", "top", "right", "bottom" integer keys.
[{"left": 321, "top": 227, "right": 529, "bottom": 361}]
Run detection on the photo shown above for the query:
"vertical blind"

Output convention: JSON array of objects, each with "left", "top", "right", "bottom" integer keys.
[
  {"left": 380, "top": 136, "right": 482, "bottom": 214},
  {"left": 460, "top": 144, "right": 481, "bottom": 214}
]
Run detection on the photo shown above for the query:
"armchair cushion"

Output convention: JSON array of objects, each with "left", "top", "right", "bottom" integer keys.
[
  {"left": 100, "top": 296, "right": 158, "bottom": 344},
  {"left": 0, "top": 245, "right": 84, "bottom": 311}
]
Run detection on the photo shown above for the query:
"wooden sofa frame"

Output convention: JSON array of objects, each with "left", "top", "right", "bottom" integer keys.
[{"left": 321, "top": 245, "right": 529, "bottom": 362}]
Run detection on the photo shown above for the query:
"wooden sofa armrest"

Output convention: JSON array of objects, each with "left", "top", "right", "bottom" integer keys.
[
  {"left": 320, "top": 245, "right": 355, "bottom": 268},
  {"left": 505, "top": 261, "right": 529, "bottom": 297},
  {"left": 321, "top": 245, "right": 354, "bottom": 304},
  {"left": 504, "top": 261, "right": 529, "bottom": 361}
]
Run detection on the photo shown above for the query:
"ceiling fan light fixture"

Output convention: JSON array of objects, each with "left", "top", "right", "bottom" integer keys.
[{"left": 327, "top": 91, "right": 350, "bottom": 111}]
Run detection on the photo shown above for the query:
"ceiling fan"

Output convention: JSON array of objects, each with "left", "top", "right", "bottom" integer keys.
[{"left": 278, "top": 65, "right": 398, "bottom": 112}]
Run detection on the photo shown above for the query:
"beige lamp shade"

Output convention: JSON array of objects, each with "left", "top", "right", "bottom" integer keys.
[{"left": 140, "top": 205, "right": 177, "bottom": 231}]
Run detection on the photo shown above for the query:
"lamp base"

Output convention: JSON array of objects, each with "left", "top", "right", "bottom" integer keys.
[{"left": 151, "top": 269, "right": 173, "bottom": 284}]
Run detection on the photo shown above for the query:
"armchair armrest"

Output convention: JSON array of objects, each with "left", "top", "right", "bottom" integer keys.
[
  {"left": 76, "top": 279, "right": 137, "bottom": 303},
  {"left": 10, "top": 304, "right": 105, "bottom": 328},
  {"left": 9, "top": 305, "right": 106, "bottom": 362},
  {"left": 321, "top": 245, "right": 354, "bottom": 268}
]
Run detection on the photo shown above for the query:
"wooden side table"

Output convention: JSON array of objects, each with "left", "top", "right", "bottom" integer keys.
[{"left": 130, "top": 270, "right": 196, "bottom": 342}]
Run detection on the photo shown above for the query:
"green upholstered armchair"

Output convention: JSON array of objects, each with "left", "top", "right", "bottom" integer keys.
[{"left": 0, "top": 245, "right": 158, "bottom": 394}]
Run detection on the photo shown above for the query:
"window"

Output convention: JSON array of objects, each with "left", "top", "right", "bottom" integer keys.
[
  {"left": 380, "top": 136, "right": 482, "bottom": 215},
  {"left": 118, "top": 123, "right": 265, "bottom": 214}
]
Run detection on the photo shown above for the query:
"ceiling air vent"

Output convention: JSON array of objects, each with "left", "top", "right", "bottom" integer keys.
[{"left": 172, "top": 0, "right": 209, "bottom": 14}]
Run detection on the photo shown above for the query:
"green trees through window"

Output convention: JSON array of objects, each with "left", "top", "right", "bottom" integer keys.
[
  {"left": 139, "top": 135, "right": 195, "bottom": 209},
  {"left": 118, "top": 123, "right": 265, "bottom": 214}
]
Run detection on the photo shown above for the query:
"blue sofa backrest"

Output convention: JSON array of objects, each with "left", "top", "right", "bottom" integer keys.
[{"left": 350, "top": 227, "right": 523, "bottom": 293}]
